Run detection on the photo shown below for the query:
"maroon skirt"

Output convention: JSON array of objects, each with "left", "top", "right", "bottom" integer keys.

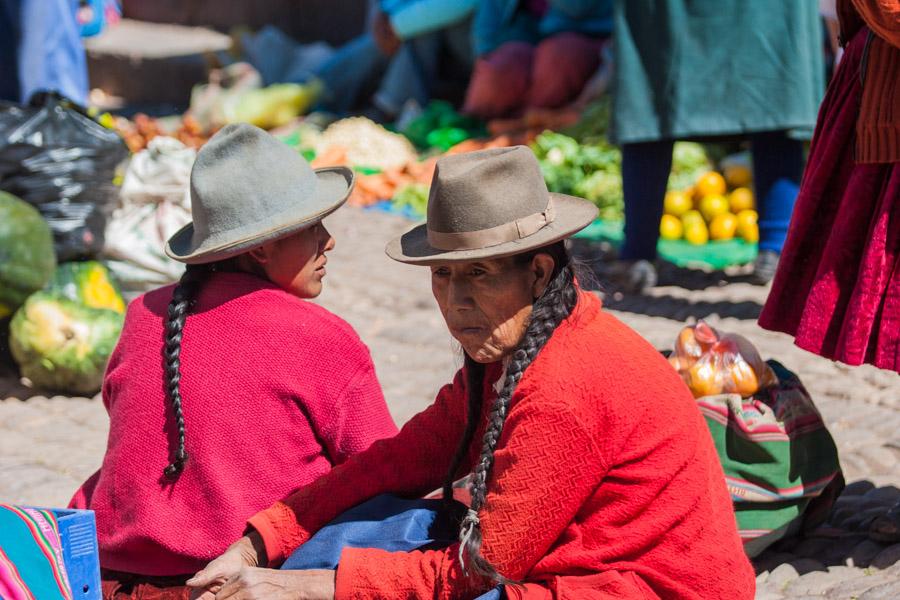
[
  {"left": 101, "top": 570, "right": 190, "bottom": 600},
  {"left": 759, "top": 28, "right": 900, "bottom": 373}
]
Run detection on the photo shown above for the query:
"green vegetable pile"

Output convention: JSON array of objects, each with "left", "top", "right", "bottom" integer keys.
[
  {"left": 392, "top": 183, "right": 430, "bottom": 218},
  {"left": 402, "top": 101, "right": 487, "bottom": 152},
  {"left": 531, "top": 109, "right": 712, "bottom": 223},
  {"left": 530, "top": 132, "right": 624, "bottom": 222},
  {"left": 667, "top": 141, "right": 712, "bottom": 191}
]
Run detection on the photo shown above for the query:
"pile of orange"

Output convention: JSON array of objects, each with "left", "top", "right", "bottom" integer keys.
[{"left": 660, "top": 169, "right": 760, "bottom": 245}]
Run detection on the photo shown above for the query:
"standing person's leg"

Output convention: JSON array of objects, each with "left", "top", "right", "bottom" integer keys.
[
  {"left": 312, "top": 34, "right": 391, "bottom": 114},
  {"left": 372, "top": 30, "right": 443, "bottom": 118},
  {"left": 620, "top": 140, "right": 675, "bottom": 261},
  {"left": 0, "top": 0, "right": 20, "bottom": 102},
  {"left": 749, "top": 130, "right": 806, "bottom": 282},
  {"left": 18, "top": 0, "right": 88, "bottom": 105},
  {"left": 528, "top": 32, "right": 605, "bottom": 109}
]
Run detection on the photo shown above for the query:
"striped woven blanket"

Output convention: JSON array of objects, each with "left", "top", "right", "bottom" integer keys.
[
  {"left": 697, "top": 361, "right": 843, "bottom": 557},
  {"left": 0, "top": 505, "right": 72, "bottom": 600}
]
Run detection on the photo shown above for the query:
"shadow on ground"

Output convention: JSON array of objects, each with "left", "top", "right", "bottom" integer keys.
[
  {"left": 753, "top": 482, "right": 900, "bottom": 574},
  {"left": 599, "top": 291, "right": 764, "bottom": 321},
  {"left": 570, "top": 240, "right": 766, "bottom": 321}
]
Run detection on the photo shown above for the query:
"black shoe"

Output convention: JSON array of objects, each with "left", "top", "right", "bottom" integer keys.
[
  {"left": 749, "top": 250, "right": 779, "bottom": 285},
  {"left": 599, "top": 259, "right": 658, "bottom": 294},
  {"left": 870, "top": 501, "right": 900, "bottom": 542}
]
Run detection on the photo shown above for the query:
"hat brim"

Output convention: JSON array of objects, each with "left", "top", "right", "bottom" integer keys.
[
  {"left": 385, "top": 193, "right": 599, "bottom": 265},
  {"left": 165, "top": 166, "right": 354, "bottom": 264}
]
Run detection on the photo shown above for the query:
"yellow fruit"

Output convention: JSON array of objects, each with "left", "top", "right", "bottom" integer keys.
[
  {"left": 698, "top": 194, "right": 730, "bottom": 223},
  {"left": 709, "top": 212, "right": 738, "bottom": 241},
  {"left": 659, "top": 214, "right": 683, "bottom": 240},
  {"left": 664, "top": 190, "right": 693, "bottom": 217},
  {"left": 687, "top": 361, "right": 723, "bottom": 398},
  {"left": 683, "top": 219, "right": 709, "bottom": 245},
  {"left": 724, "top": 163, "right": 752, "bottom": 188},
  {"left": 681, "top": 209, "right": 704, "bottom": 225},
  {"left": 727, "top": 360, "right": 760, "bottom": 397},
  {"left": 729, "top": 187, "right": 755, "bottom": 213},
  {"left": 695, "top": 171, "right": 727, "bottom": 198},
  {"left": 675, "top": 327, "right": 704, "bottom": 360},
  {"left": 737, "top": 209, "right": 759, "bottom": 243}
]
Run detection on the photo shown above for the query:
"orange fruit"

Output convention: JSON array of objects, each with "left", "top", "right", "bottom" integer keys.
[
  {"left": 724, "top": 163, "right": 752, "bottom": 189},
  {"left": 668, "top": 354, "right": 693, "bottom": 373},
  {"left": 660, "top": 214, "right": 683, "bottom": 240},
  {"left": 727, "top": 360, "right": 760, "bottom": 397},
  {"left": 736, "top": 209, "right": 759, "bottom": 243},
  {"left": 729, "top": 187, "right": 755, "bottom": 213},
  {"left": 675, "top": 327, "right": 704, "bottom": 360},
  {"left": 664, "top": 190, "right": 693, "bottom": 217},
  {"left": 709, "top": 212, "right": 738, "bottom": 241},
  {"left": 699, "top": 194, "right": 730, "bottom": 223},
  {"left": 683, "top": 217, "right": 709, "bottom": 245},
  {"left": 694, "top": 171, "right": 727, "bottom": 198},
  {"left": 684, "top": 220, "right": 709, "bottom": 245},
  {"left": 687, "top": 361, "right": 723, "bottom": 398},
  {"left": 681, "top": 209, "right": 703, "bottom": 225}
]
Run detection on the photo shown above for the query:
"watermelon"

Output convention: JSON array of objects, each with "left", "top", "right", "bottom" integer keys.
[
  {"left": 46, "top": 261, "right": 126, "bottom": 313},
  {"left": 9, "top": 292, "right": 124, "bottom": 395},
  {"left": 0, "top": 192, "right": 56, "bottom": 318}
]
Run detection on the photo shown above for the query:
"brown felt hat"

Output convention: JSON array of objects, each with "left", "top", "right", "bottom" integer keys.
[
  {"left": 165, "top": 123, "right": 354, "bottom": 264},
  {"left": 386, "top": 146, "right": 598, "bottom": 265}
]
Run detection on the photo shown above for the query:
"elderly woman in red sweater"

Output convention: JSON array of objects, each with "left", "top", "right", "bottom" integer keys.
[
  {"left": 190, "top": 146, "right": 754, "bottom": 599},
  {"left": 69, "top": 124, "right": 398, "bottom": 599}
]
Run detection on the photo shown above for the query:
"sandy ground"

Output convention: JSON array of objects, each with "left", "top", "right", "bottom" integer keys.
[{"left": 1, "top": 206, "right": 898, "bottom": 598}]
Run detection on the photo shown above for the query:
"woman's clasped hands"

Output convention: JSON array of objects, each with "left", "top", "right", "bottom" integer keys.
[{"left": 187, "top": 533, "right": 336, "bottom": 600}]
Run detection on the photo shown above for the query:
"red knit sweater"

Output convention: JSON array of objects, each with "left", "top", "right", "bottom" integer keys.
[
  {"left": 249, "top": 292, "right": 755, "bottom": 599},
  {"left": 69, "top": 272, "right": 398, "bottom": 576}
]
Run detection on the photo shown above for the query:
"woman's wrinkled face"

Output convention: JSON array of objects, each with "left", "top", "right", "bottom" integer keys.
[
  {"left": 250, "top": 221, "right": 335, "bottom": 298},
  {"left": 431, "top": 254, "right": 555, "bottom": 363}
]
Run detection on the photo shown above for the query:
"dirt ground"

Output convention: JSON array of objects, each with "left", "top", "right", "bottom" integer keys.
[{"left": 1, "top": 206, "right": 898, "bottom": 598}]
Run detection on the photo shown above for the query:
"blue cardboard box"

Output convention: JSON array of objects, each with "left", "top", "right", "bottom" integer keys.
[{"left": 50, "top": 508, "right": 102, "bottom": 600}]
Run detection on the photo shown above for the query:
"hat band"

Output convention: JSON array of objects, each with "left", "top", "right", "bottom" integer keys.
[{"left": 427, "top": 198, "right": 556, "bottom": 251}]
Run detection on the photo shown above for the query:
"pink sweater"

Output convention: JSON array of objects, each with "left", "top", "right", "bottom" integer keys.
[{"left": 69, "top": 272, "right": 398, "bottom": 576}]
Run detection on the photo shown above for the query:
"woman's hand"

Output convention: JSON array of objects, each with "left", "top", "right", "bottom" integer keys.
[
  {"left": 215, "top": 568, "right": 335, "bottom": 600},
  {"left": 187, "top": 532, "right": 267, "bottom": 599}
]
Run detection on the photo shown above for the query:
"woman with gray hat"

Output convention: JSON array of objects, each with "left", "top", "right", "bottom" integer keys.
[
  {"left": 191, "top": 146, "right": 754, "bottom": 599},
  {"left": 68, "top": 124, "right": 398, "bottom": 598}
]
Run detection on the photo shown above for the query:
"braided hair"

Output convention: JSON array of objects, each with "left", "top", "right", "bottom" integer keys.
[
  {"left": 443, "top": 241, "right": 579, "bottom": 583},
  {"left": 161, "top": 264, "right": 209, "bottom": 480}
]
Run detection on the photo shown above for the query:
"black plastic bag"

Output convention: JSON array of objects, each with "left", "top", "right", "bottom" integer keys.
[{"left": 0, "top": 93, "right": 128, "bottom": 260}]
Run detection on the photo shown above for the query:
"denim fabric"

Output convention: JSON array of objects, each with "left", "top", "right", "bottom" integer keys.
[
  {"left": 281, "top": 494, "right": 503, "bottom": 600},
  {"left": 17, "top": 0, "right": 89, "bottom": 105}
]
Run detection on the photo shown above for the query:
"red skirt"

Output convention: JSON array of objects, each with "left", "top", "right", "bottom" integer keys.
[{"left": 759, "top": 28, "right": 900, "bottom": 373}]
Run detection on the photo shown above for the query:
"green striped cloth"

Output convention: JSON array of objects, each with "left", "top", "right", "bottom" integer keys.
[{"left": 696, "top": 361, "right": 843, "bottom": 557}]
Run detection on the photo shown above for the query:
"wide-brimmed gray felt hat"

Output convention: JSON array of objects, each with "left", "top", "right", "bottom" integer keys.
[
  {"left": 165, "top": 123, "right": 354, "bottom": 264},
  {"left": 386, "top": 145, "right": 598, "bottom": 265}
]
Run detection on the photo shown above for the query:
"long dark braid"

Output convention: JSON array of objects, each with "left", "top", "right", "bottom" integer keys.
[
  {"left": 455, "top": 242, "right": 579, "bottom": 583},
  {"left": 162, "top": 264, "right": 208, "bottom": 480}
]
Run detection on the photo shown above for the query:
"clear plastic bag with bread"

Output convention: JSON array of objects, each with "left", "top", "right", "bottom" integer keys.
[{"left": 668, "top": 321, "right": 778, "bottom": 398}]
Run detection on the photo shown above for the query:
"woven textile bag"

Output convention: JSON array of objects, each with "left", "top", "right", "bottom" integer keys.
[{"left": 696, "top": 361, "right": 843, "bottom": 557}]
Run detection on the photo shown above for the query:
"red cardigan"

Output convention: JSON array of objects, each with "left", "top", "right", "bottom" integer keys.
[
  {"left": 249, "top": 292, "right": 755, "bottom": 599},
  {"left": 70, "top": 272, "right": 398, "bottom": 576}
]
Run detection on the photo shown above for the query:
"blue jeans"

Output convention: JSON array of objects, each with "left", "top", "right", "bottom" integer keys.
[
  {"left": 281, "top": 494, "right": 503, "bottom": 599},
  {"left": 315, "top": 20, "right": 473, "bottom": 115},
  {"left": 0, "top": 0, "right": 88, "bottom": 105}
]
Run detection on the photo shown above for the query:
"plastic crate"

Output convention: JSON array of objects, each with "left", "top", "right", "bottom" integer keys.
[{"left": 53, "top": 508, "right": 102, "bottom": 600}]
